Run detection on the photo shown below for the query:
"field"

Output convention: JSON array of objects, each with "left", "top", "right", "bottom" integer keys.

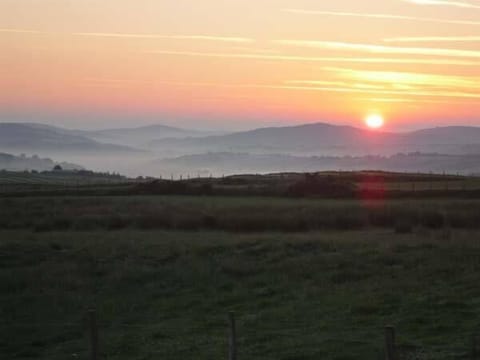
[
  {"left": 2, "top": 195, "right": 480, "bottom": 233},
  {"left": 2, "top": 192, "right": 480, "bottom": 359},
  {"left": 2, "top": 170, "right": 480, "bottom": 198}
]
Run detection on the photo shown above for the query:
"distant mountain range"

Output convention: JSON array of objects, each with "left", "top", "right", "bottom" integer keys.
[
  {"left": 3, "top": 121, "right": 480, "bottom": 157},
  {"left": 149, "top": 123, "right": 480, "bottom": 156},
  {"left": 79, "top": 124, "right": 208, "bottom": 147},
  {"left": 0, "top": 123, "right": 141, "bottom": 154},
  {"left": 1, "top": 121, "right": 480, "bottom": 176},
  {"left": 0, "top": 122, "right": 210, "bottom": 154}
]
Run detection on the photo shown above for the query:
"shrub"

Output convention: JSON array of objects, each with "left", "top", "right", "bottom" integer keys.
[
  {"left": 73, "top": 216, "right": 102, "bottom": 231},
  {"left": 394, "top": 219, "right": 413, "bottom": 234},
  {"left": 106, "top": 216, "right": 131, "bottom": 230},
  {"left": 202, "top": 215, "right": 218, "bottom": 228},
  {"left": 421, "top": 212, "right": 445, "bottom": 229},
  {"left": 134, "top": 214, "right": 172, "bottom": 230}
]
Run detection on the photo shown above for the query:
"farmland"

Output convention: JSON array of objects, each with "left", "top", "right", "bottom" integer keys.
[
  {"left": 2, "top": 228, "right": 480, "bottom": 360},
  {"left": 2, "top": 172, "right": 480, "bottom": 359}
]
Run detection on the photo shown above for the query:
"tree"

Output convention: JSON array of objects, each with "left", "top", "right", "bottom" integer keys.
[{"left": 53, "top": 165, "right": 63, "bottom": 171}]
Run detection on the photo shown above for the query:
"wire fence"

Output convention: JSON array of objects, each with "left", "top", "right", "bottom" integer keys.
[{"left": 2, "top": 310, "right": 478, "bottom": 360}]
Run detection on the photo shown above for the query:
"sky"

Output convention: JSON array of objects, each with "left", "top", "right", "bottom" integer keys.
[{"left": 1, "top": 0, "right": 480, "bottom": 131}]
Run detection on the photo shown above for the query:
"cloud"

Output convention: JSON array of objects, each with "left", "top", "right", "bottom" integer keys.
[
  {"left": 73, "top": 33, "right": 254, "bottom": 43},
  {"left": 81, "top": 77, "right": 480, "bottom": 100},
  {"left": 401, "top": 0, "right": 480, "bottom": 9},
  {"left": 280, "top": 67, "right": 480, "bottom": 100},
  {"left": 358, "top": 97, "right": 479, "bottom": 104},
  {"left": 323, "top": 67, "right": 480, "bottom": 89},
  {"left": 277, "top": 67, "right": 480, "bottom": 101},
  {"left": 270, "top": 84, "right": 480, "bottom": 99},
  {"left": 0, "top": 29, "right": 255, "bottom": 43},
  {"left": 0, "top": 29, "right": 43, "bottom": 34},
  {"left": 148, "top": 50, "right": 480, "bottom": 66},
  {"left": 275, "top": 40, "right": 480, "bottom": 59},
  {"left": 385, "top": 36, "right": 480, "bottom": 42},
  {"left": 282, "top": 8, "right": 480, "bottom": 26}
]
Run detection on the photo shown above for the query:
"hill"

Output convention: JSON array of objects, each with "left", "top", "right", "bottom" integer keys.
[
  {"left": 149, "top": 123, "right": 480, "bottom": 156},
  {"left": 408, "top": 126, "right": 480, "bottom": 144},
  {"left": 0, "top": 152, "right": 82, "bottom": 172},
  {"left": 82, "top": 124, "right": 208, "bottom": 147},
  {"left": 0, "top": 123, "right": 143, "bottom": 154}
]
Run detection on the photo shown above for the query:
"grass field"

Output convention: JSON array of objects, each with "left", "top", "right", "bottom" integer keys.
[
  {"left": 1, "top": 195, "right": 480, "bottom": 233},
  {"left": 2, "top": 170, "right": 480, "bottom": 199},
  {"left": 2, "top": 229, "right": 480, "bottom": 360},
  {"left": 0, "top": 170, "right": 129, "bottom": 185},
  {"left": 2, "top": 193, "right": 480, "bottom": 359}
]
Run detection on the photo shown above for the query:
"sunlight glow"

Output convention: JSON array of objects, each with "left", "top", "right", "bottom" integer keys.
[{"left": 365, "top": 114, "right": 385, "bottom": 129}]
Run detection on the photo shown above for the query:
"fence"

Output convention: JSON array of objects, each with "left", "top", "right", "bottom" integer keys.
[{"left": 5, "top": 309, "right": 479, "bottom": 360}]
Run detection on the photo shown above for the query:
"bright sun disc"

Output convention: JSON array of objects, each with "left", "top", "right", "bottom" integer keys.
[{"left": 365, "top": 114, "right": 384, "bottom": 129}]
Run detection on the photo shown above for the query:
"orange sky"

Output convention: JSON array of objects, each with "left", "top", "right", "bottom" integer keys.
[{"left": 1, "top": 0, "right": 480, "bottom": 130}]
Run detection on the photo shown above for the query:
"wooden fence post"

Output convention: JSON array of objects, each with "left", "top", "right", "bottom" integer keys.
[
  {"left": 228, "top": 311, "right": 237, "bottom": 360},
  {"left": 88, "top": 309, "right": 99, "bottom": 360},
  {"left": 473, "top": 334, "right": 478, "bottom": 360},
  {"left": 385, "top": 326, "right": 396, "bottom": 360}
]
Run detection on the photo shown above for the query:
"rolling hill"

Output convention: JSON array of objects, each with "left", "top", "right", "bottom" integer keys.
[
  {"left": 0, "top": 123, "right": 142, "bottom": 154},
  {"left": 149, "top": 122, "right": 391, "bottom": 154},
  {"left": 149, "top": 123, "right": 480, "bottom": 156},
  {"left": 81, "top": 124, "right": 208, "bottom": 147},
  {"left": 0, "top": 152, "right": 82, "bottom": 172}
]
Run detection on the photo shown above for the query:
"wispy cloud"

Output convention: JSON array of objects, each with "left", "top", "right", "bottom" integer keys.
[
  {"left": 282, "top": 9, "right": 480, "bottom": 26},
  {"left": 80, "top": 77, "right": 262, "bottom": 89},
  {"left": 148, "top": 50, "right": 480, "bottom": 66},
  {"left": 359, "top": 97, "right": 479, "bottom": 104},
  {"left": 280, "top": 67, "right": 480, "bottom": 99},
  {"left": 284, "top": 80, "right": 387, "bottom": 90},
  {"left": 0, "top": 29, "right": 255, "bottom": 43},
  {"left": 401, "top": 0, "right": 480, "bottom": 9},
  {"left": 385, "top": 36, "right": 480, "bottom": 42},
  {"left": 324, "top": 67, "right": 480, "bottom": 89},
  {"left": 0, "top": 29, "right": 43, "bottom": 34},
  {"left": 73, "top": 33, "right": 254, "bottom": 43},
  {"left": 275, "top": 40, "right": 480, "bottom": 59},
  {"left": 270, "top": 84, "right": 480, "bottom": 99}
]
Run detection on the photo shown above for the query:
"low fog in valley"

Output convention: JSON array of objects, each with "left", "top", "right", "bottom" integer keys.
[{"left": 2, "top": 122, "right": 480, "bottom": 177}]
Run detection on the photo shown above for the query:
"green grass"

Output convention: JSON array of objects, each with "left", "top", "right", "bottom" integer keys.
[
  {"left": 2, "top": 228, "right": 480, "bottom": 359},
  {"left": 1, "top": 195, "right": 480, "bottom": 232},
  {"left": 0, "top": 170, "right": 129, "bottom": 184},
  {"left": 2, "top": 170, "right": 480, "bottom": 199}
]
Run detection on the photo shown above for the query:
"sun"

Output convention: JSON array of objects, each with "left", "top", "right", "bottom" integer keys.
[{"left": 365, "top": 114, "right": 384, "bottom": 129}]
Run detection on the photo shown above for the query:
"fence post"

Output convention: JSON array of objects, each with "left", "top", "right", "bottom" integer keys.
[
  {"left": 228, "top": 311, "right": 237, "bottom": 360},
  {"left": 473, "top": 334, "right": 478, "bottom": 360},
  {"left": 385, "top": 326, "right": 396, "bottom": 360},
  {"left": 88, "top": 309, "right": 99, "bottom": 360}
]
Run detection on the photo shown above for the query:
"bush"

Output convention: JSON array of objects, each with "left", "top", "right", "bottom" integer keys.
[
  {"left": 394, "top": 219, "right": 413, "bottom": 234},
  {"left": 106, "top": 216, "right": 131, "bottom": 230},
  {"left": 73, "top": 216, "right": 103, "bottom": 231},
  {"left": 202, "top": 215, "right": 218, "bottom": 228},
  {"left": 134, "top": 214, "right": 172, "bottom": 230},
  {"left": 421, "top": 212, "right": 445, "bottom": 229}
]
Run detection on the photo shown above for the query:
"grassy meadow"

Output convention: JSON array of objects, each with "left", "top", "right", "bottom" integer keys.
[
  {"left": 1, "top": 193, "right": 480, "bottom": 359},
  {"left": 1, "top": 195, "right": 480, "bottom": 233}
]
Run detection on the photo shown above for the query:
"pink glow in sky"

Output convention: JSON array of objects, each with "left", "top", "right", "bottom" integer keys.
[{"left": 1, "top": 0, "right": 480, "bottom": 130}]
